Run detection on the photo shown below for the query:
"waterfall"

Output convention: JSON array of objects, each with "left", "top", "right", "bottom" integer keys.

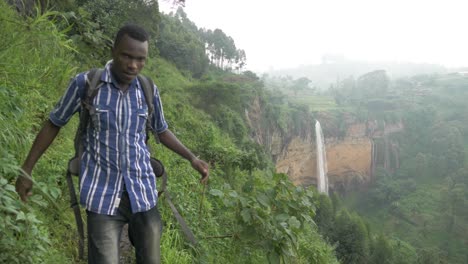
[{"left": 315, "top": 120, "right": 328, "bottom": 195}]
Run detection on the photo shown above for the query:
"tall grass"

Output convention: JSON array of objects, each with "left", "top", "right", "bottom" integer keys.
[
  {"left": 0, "top": 2, "right": 339, "bottom": 263},
  {"left": 0, "top": 2, "right": 78, "bottom": 263}
]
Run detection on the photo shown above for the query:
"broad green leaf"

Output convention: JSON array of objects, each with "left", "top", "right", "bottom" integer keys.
[
  {"left": 288, "top": 216, "right": 301, "bottom": 230},
  {"left": 267, "top": 251, "right": 280, "bottom": 264},
  {"left": 239, "top": 196, "right": 249, "bottom": 207},
  {"left": 301, "top": 196, "right": 311, "bottom": 207},
  {"left": 5, "top": 184, "right": 16, "bottom": 193},
  {"left": 0, "top": 204, "right": 19, "bottom": 215},
  {"left": 301, "top": 213, "right": 313, "bottom": 223},
  {"left": 209, "top": 189, "right": 224, "bottom": 197},
  {"left": 0, "top": 178, "right": 8, "bottom": 185},
  {"left": 16, "top": 211, "right": 26, "bottom": 221},
  {"left": 26, "top": 213, "right": 41, "bottom": 224},
  {"left": 275, "top": 213, "right": 289, "bottom": 222},
  {"left": 223, "top": 198, "right": 235, "bottom": 207},
  {"left": 256, "top": 193, "right": 270, "bottom": 207},
  {"left": 241, "top": 209, "right": 251, "bottom": 223}
]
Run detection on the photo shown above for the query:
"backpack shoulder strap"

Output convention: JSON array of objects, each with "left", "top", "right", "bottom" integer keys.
[
  {"left": 70, "top": 68, "right": 103, "bottom": 173},
  {"left": 83, "top": 68, "right": 103, "bottom": 127},
  {"left": 67, "top": 68, "right": 103, "bottom": 260},
  {"left": 137, "top": 74, "right": 154, "bottom": 116},
  {"left": 137, "top": 74, "right": 160, "bottom": 143},
  {"left": 86, "top": 68, "right": 104, "bottom": 103}
]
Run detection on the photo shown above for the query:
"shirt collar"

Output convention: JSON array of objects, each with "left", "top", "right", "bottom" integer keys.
[{"left": 103, "top": 60, "right": 140, "bottom": 89}]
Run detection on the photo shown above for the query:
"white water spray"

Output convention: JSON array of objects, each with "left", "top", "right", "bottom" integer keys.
[{"left": 315, "top": 120, "right": 328, "bottom": 195}]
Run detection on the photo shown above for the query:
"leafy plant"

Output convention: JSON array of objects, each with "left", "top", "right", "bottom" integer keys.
[{"left": 208, "top": 173, "right": 332, "bottom": 263}]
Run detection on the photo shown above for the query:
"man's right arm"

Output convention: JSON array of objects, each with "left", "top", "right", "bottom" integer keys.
[
  {"left": 16, "top": 73, "right": 85, "bottom": 202},
  {"left": 16, "top": 120, "right": 61, "bottom": 202}
]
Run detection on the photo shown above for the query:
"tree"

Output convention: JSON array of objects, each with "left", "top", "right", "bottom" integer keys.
[
  {"left": 157, "top": 11, "right": 208, "bottom": 77},
  {"left": 291, "top": 77, "right": 312, "bottom": 96},
  {"left": 389, "top": 239, "right": 418, "bottom": 264},
  {"left": 64, "top": 0, "right": 161, "bottom": 63},
  {"left": 314, "top": 194, "right": 335, "bottom": 236},
  {"left": 332, "top": 209, "right": 370, "bottom": 264},
  {"left": 370, "top": 234, "right": 393, "bottom": 264},
  {"left": 357, "top": 70, "right": 389, "bottom": 97},
  {"left": 235, "top": 49, "right": 247, "bottom": 73},
  {"left": 430, "top": 123, "right": 465, "bottom": 176},
  {"left": 202, "top": 28, "right": 245, "bottom": 71},
  {"left": 440, "top": 174, "right": 467, "bottom": 235}
]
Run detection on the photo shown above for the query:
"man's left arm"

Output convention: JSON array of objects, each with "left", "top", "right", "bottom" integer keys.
[{"left": 158, "top": 129, "right": 209, "bottom": 184}]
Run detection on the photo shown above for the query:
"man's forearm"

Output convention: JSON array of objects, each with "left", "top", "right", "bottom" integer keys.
[
  {"left": 22, "top": 120, "right": 61, "bottom": 174},
  {"left": 157, "top": 129, "right": 196, "bottom": 162}
]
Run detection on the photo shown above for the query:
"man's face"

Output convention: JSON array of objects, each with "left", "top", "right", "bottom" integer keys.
[{"left": 111, "top": 34, "right": 148, "bottom": 87}]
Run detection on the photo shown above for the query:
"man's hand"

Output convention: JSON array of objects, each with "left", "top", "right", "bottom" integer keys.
[
  {"left": 157, "top": 129, "right": 210, "bottom": 184},
  {"left": 191, "top": 158, "right": 209, "bottom": 184},
  {"left": 15, "top": 175, "right": 33, "bottom": 202}
]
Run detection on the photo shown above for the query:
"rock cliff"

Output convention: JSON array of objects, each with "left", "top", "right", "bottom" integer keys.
[
  {"left": 275, "top": 124, "right": 373, "bottom": 191},
  {"left": 246, "top": 98, "right": 403, "bottom": 192}
]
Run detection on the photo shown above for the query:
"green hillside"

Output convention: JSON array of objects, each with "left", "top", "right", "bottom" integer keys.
[
  {"left": 0, "top": 1, "right": 337, "bottom": 263},
  {"left": 325, "top": 71, "right": 468, "bottom": 263},
  {"left": 2, "top": 1, "right": 467, "bottom": 264}
]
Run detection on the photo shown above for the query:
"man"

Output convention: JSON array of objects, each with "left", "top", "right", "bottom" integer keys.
[{"left": 15, "top": 24, "right": 209, "bottom": 264}]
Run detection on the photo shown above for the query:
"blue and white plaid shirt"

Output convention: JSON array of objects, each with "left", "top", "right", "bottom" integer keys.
[{"left": 50, "top": 61, "right": 168, "bottom": 215}]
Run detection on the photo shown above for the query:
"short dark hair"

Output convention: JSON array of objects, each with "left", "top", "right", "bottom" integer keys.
[{"left": 114, "top": 24, "right": 149, "bottom": 47}]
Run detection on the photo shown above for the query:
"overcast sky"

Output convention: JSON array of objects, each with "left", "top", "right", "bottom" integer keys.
[{"left": 160, "top": 0, "right": 468, "bottom": 73}]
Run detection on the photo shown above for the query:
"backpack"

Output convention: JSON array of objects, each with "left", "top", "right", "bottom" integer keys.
[{"left": 65, "top": 68, "right": 166, "bottom": 259}]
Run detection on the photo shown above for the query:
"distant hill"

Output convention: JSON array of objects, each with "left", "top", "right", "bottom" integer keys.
[{"left": 265, "top": 59, "right": 448, "bottom": 90}]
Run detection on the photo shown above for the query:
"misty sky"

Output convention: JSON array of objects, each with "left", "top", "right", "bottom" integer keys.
[{"left": 160, "top": 0, "right": 468, "bottom": 72}]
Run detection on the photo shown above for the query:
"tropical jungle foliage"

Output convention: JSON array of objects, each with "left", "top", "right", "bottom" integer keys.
[
  {"left": 2, "top": 1, "right": 467, "bottom": 264},
  {"left": 323, "top": 69, "right": 468, "bottom": 263},
  {"left": 0, "top": 1, "right": 336, "bottom": 263}
]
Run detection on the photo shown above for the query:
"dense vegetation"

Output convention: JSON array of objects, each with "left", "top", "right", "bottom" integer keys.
[
  {"left": 1, "top": 1, "right": 466, "bottom": 264},
  {"left": 323, "top": 70, "right": 468, "bottom": 263},
  {"left": 0, "top": 1, "right": 336, "bottom": 263},
  {"left": 262, "top": 47, "right": 468, "bottom": 264}
]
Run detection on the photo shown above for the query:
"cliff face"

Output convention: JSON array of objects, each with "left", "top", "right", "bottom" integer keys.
[
  {"left": 246, "top": 99, "right": 402, "bottom": 191},
  {"left": 275, "top": 125, "right": 373, "bottom": 191}
]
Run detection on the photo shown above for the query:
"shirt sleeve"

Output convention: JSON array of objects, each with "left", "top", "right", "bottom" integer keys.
[
  {"left": 152, "top": 84, "right": 168, "bottom": 133},
  {"left": 49, "top": 74, "right": 85, "bottom": 127}
]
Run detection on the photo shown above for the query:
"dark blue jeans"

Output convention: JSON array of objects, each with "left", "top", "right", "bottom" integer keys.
[{"left": 86, "top": 191, "right": 162, "bottom": 264}]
